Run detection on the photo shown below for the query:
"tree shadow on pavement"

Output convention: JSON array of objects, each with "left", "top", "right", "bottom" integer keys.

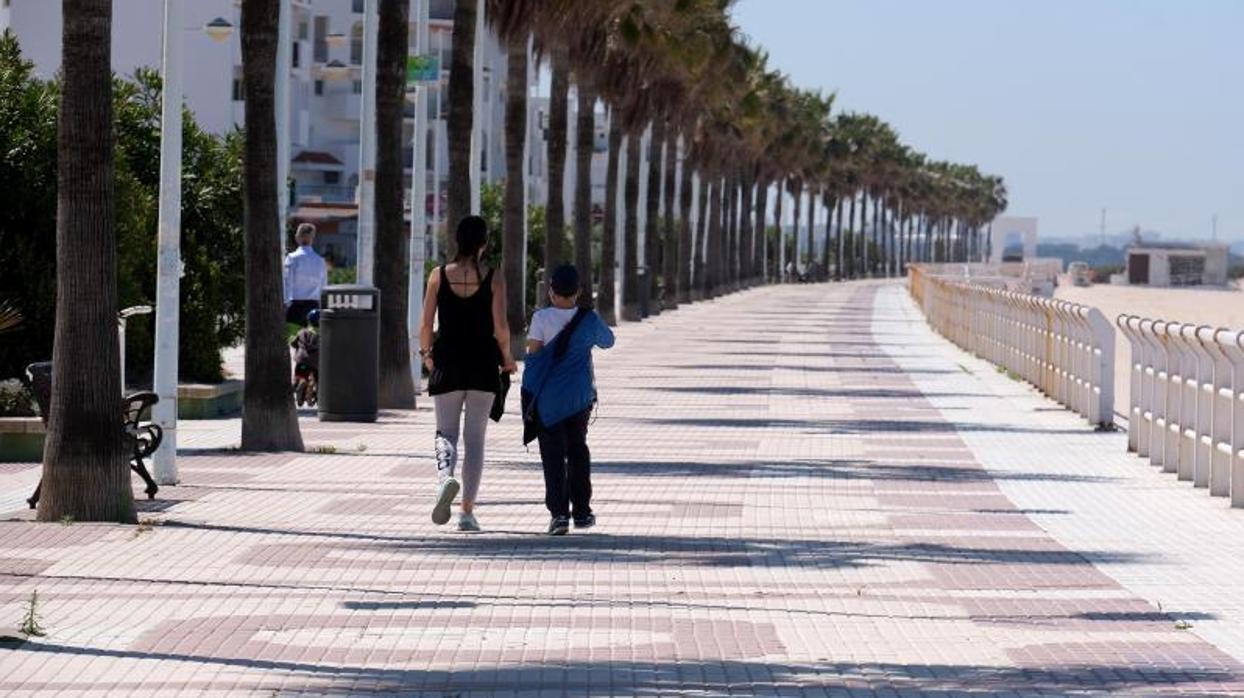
[{"left": 11, "top": 647, "right": 1238, "bottom": 696}]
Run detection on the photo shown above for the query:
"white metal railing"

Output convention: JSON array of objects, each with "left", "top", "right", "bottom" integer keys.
[
  {"left": 910, "top": 267, "right": 1115, "bottom": 430},
  {"left": 1116, "top": 317, "right": 1244, "bottom": 506}
]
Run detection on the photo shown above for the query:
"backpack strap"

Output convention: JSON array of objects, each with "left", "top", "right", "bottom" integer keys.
[{"left": 553, "top": 307, "right": 591, "bottom": 360}]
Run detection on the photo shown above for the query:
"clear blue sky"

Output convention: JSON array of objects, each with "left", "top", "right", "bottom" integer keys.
[{"left": 733, "top": 0, "right": 1244, "bottom": 244}]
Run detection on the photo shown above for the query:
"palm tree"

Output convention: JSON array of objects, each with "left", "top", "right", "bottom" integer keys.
[
  {"left": 240, "top": 0, "right": 302, "bottom": 453},
  {"left": 544, "top": 49, "right": 570, "bottom": 293},
  {"left": 644, "top": 121, "right": 664, "bottom": 314},
  {"left": 573, "top": 82, "right": 596, "bottom": 305},
  {"left": 621, "top": 133, "right": 642, "bottom": 319},
  {"left": 445, "top": 0, "right": 477, "bottom": 234},
  {"left": 38, "top": 0, "right": 134, "bottom": 523},
  {"left": 501, "top": 34, "right": 528, "bottom": 354},
  {"left": 373, "top": 0, "right": 415, "bottom": 408},
  {"left": 661, "top": 131, "right": 679, "bottom": 309},
  {"left": 599, "top": 119, "right": 622, "bottom": 325}
]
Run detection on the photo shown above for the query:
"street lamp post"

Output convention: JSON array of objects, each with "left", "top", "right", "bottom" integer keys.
[
  {"left": 152, "top": 8, "right": 233, "bottom": 485},
  {"left": 356, "top": 0, "right": 379, "bottom": 284},
  {"left": 151, "top": 0, "right": 185, "bottom": 485}
]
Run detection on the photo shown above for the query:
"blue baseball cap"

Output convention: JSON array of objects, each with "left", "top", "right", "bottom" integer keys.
[{"left": 550, "top": 264, "right": 580, "bottom": 296}]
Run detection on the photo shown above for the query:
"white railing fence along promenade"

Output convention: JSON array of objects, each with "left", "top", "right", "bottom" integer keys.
[
  {"left": 910, "top": 263, "right": 1244, "bottom": 509},
  {"left": 909, "top": 265, "right": 1116, "bottom": 430},
  {"left": 1116, "top": 318, "right": 1244, "bottom": 507}
]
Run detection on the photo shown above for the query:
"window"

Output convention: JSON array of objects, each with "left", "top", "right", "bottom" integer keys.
[
  {"left": 350, "top": 22, "right": 363, "bottom": 65},
  {"left": 324, "top": 171, "right": 340, "bottom": 185},
  {"left": 314, "top": 80, "right": 324, "bottom": 96},
  {"left": 231, "top": 78, "right": 244, "bottom": 102},
  {"left": 298, "top": 20, "right": 309, "bottom": 40},
  {"left": 352, "top": 80, "right": 362, "bottom": 95},
  {"left": 313, "top": 16, "right": 328, "bottom": 62},
  {"left": 352, "top": 0, "right": 365, "bottom": 12},
  {"left": 292, "top": 41, "right": 301, "bottom": 68}
]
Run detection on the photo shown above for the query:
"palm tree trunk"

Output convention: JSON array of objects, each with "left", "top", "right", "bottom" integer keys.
[
  {"left": 598, "top": 119, "right": 621, "bottom": 326},
  {"left": 725, "top": 176, "right": 734, "bottom": 289},
  {"left": 39, "top": 0, "right": 134, "bottom": 522},
  {"left": 374, "top": 0, "right": 415, "bottom": 408},
  {"left": 857, "top": 192, "right": 867, "bottom": 276},
  {"left": 705, "top": 175, "right": 721, "bottom": 297},
  {"left": 753, "top": 175, "right": 768, "bottom": 284},
  {"left": 544, "top": 51, "right": 569, "bottom": 291},
  {"left": 821, "top": 192, "right": 834, "bottom": 274},
  {"left": 739, "top": 170, "right": 754, "bottom": 288},
  {"left": 621, "top": 132, "right": 641, "bottom": 320},
  {"left": 445, "top": 0, "right": 476, "bottom": 234},
  {"left": 502, "top": 35, "right": 528, "bottom": 350},
  {"left": 790, "top": 181, "right": 802, "bottom": 278},
  {"left": 845, "top": 193, "right": 856, "bottom": 278},
  {"left": 643, "top": 120, "right": 663, "bottom": 315},
  {"left": 804, "top": 185, "right": 814, "bottom": 278},
  {"left": 572, "top": 83, "right": 595, "bottom": 305},
  {"left": 771, "top": 181, "right": 783, "bottom": 282},
  {"left": 240, "top": 0, "right": 303, "bottom": 453},
  {"left": 676, "top": 150, "right": 694, "bottom": 304},
  {"left": 834, "top": 195, "right": 845, "bottom": 280},
  {"left": 661, "top": 130, "right": 678, "bottom": 309},
  {"left": 694, "top": 172, "right": 709, "bottom": 300}
]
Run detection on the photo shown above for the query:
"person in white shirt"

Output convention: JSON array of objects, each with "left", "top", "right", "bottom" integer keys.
[{"left": 283, "top": 223, "right": 329, "bottom": 325}]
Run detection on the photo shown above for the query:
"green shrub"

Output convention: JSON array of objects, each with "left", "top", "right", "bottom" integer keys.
[
  {"left": 0, "top": 379, "right": 36, "bottom": 417},
  {"left": 0, "top": 33, "right": 244, "bottom": 385}
]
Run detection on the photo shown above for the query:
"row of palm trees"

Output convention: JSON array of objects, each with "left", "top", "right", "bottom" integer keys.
[
  {"left": 40, "top": 0, "right": 1006, "bottom": 522},
  {"left": 460, "top": 0, "right": 1009, "bottom": 338}
]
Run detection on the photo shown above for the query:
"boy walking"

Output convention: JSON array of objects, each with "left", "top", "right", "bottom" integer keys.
[{"left": 522, "top": 265, "right": 615, "bottom": 536}]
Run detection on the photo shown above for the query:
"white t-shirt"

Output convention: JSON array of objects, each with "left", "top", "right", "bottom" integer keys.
[{"left": 528, "top": 307, "right": 578, "bottom": 344}]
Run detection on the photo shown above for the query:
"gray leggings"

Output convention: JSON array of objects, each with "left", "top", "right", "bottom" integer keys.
[{"left": 433, "top": 390, "right": 494, "bottom": 504}]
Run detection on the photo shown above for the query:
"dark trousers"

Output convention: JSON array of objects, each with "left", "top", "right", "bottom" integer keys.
[
  {"left": 286, "top": 300, "right": 319, "bottom": 325},
  {"left": 538, "top": 408, "right": 592, "bottom": 519}
]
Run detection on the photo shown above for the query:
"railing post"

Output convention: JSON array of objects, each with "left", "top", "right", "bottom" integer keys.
[
  {"left": 1188, "top": 326, "right": 1216, "bottom": 488},
  {"left": 1201, "top": 329, "right": 1234, "bottom": 497},
  {"left": 1117, "top": 315, "right": 1142, "bottom": 452}
]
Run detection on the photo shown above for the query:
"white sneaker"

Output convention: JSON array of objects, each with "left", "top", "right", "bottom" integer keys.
[
  {"left": 457, "top": 512, "right": 480, "bottom": 532},
  {"left": 432, "top": 477, "right": 459, "bottom": 525}
]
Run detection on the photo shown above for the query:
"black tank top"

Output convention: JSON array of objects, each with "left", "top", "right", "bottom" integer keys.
[{"left": 429, "top": 265, "right": 502, "bottom": 395}]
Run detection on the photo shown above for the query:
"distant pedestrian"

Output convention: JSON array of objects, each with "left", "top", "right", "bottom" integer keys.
[
  {"left": 419, "top": 216, "right": 517, "bottom": 532},
  {"left": 284, "top": 223, "right": 328, "bottom": 325},
  {"left": 522, "top": 264, "right": 615, "bottom": 536}
]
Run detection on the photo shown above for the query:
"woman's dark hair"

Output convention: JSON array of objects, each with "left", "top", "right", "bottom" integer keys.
[{"left": 453, "top": 215, "right": 488, "bottom": 282}]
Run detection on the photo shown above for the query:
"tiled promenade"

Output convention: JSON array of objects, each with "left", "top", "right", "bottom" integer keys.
[{"left": 4, "top": 281, "right": 1244, "bottom": 696}]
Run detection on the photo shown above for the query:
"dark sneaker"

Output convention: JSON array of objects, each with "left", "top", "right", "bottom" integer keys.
[
  {"left": 573, "top": 513, "right": 596, "bottom": 530},
  {"left": 548, "top": 516, "right": 570, "bottom": 536}
]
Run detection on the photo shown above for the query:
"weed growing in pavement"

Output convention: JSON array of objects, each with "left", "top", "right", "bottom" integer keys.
[
  {"left": 1175, "top": 619, "right": 1193, "bottom": 630},
  {"left": 58, "top": 515, "right": 73, "bottom": 526},
  {"left": 355, "top": 443, "right": 368, "bottom": 453},
  {"left": 314, "top": 444, "right": 338, "bottom": 455},
  {"left": 130, "top": 517, "right": 161, "bottom": 539},
  {"left": 958, "top": 364, "right": 972, "bottom": 374},
  {"left": 19, "top": 590, "right": 46, "bottom": 637}
]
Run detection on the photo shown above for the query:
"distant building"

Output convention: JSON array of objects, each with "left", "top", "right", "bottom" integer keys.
[
  {"left": 1125, "top": 243, "right": 1229, "bottom": 287},
  {"left": 990, "top": 217, "right": 1038, "bottom": 264}
]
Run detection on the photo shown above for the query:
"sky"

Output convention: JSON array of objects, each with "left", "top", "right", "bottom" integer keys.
[{"left": 732, "top": 0, "right": 1244, "bottom": 245}]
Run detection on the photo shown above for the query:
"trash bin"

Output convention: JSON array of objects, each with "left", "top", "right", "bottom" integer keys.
[
  {"left": 637, "top": 267, "right": 650, "bottom": 318},
  {"left": 318, "top": 285, "right": 380, "bottom": 423}
]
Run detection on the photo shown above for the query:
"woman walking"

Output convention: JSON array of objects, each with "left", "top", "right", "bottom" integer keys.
[{"left": 419, "top": 216, "right": 517, "bottom": 531}]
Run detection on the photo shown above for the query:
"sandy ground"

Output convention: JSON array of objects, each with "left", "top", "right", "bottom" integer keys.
[{"left": 1055, "top": 282, "right": 1244, "bottom": 419}]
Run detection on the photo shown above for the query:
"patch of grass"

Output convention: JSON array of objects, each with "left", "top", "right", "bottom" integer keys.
[
  {"left": 19, "top": 590, "right": 46, "bottom": 638},
  {"left": 58, "top": 515, "right": 74, "bottom": 526},
  {"left": 314, "top": 444, "right": 338, "bottom": 455},
  {"left": 1174, "top": 619, "right": 1193, "bottom": 631}
]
